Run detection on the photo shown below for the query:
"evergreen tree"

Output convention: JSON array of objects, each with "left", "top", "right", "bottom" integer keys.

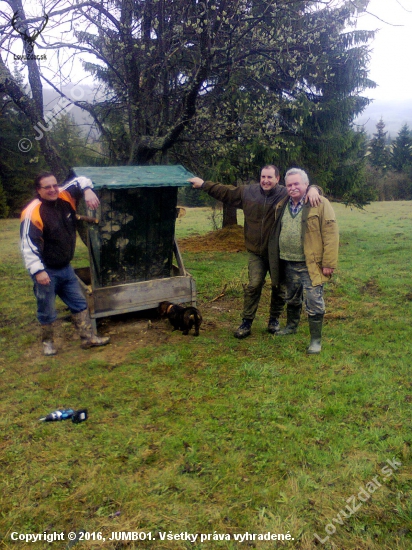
[
  {"left": 331, "top": 128, "right": 377, "bottom": 205},
  {"left": 390, "top": 123, "right": 412, "bottom": 172},
  {"left": 0, "top": 177, "right": 9, "bottom": 218},
  {"left": 178, "top": 186, "right": 212, "bottom": 207},
  {"left": 169, "top": 2, "right": 375, "bottom": 211},
  {"left": 369, "top": 118, "right": 390, "bottom": 170}
]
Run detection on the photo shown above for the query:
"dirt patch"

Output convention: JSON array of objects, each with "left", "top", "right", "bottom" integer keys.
[
  {"left": 178, "top": 225, "right": 246, "bottom": 253},
  {"left": 360, "top": 277, "right": 381, "bottom": 296},
  {"left": 23, "top": 301, "right": 238, "bottom": 366},
  {"left": 23, "top": 313, "right": 179, "bottom": 366}
]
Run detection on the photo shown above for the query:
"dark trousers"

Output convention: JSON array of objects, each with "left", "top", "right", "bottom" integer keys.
[{"left": 243, "top": 252, "right": 285, "bottom": 320}]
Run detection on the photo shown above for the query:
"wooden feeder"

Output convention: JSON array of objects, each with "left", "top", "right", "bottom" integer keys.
[{"left": 73, "top": 165, "right": 196, "bottom": 324}]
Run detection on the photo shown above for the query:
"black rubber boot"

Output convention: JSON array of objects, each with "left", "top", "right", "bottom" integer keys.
[
  {"left": 267, "top": 317, "right": 280, "bottom": 334},
  {"left": 307, "top": 314, "right": 324, "bottom": 354},
  {"left": 234, "top": 319, "right": 253, "bottom": 339},
  {"left": 276, "top": 305, "right": 301, "bottom": 336}
]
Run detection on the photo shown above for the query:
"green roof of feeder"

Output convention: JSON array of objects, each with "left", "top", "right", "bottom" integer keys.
[{"left": 73, "top": 165, "right": 195, "bottom": 189}]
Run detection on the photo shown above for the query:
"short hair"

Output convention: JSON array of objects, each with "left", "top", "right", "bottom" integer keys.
[
  {"left": 34, "top": 171, "right": 55, "bottom": 189},
  {"left": 285, "top": 168, "right": 309, "bottom": 185},
  {"left": 261, "top": 165, "right": 280, "bottom": 178}
]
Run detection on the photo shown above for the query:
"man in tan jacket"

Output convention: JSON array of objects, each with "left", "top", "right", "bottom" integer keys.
[
  {"left": 190, "top": 166, "right": 321, "bottom": 339},
  {"left": 268, "top": 168, "right": 339, "bottom": 353}
]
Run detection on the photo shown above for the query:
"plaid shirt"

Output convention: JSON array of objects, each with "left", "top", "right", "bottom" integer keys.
[{"left": 289, "top": 193, "right": 306, "bottom": 217}]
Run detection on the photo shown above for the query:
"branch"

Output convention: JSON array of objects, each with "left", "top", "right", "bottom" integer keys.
[{"left": 40, "top": 73, "right": 118, "bottom": 159}]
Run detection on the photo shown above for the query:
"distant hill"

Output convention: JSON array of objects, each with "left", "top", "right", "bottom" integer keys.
[{"left": 354, "top": 99, "right": 412, "bottom": 137}]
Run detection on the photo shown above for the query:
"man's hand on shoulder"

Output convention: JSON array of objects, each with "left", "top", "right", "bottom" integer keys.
[
  {"left": 84, "top": 188, "right": 100, "bottom": 210},
  {"left": 188, "top": 177, "right": 204, "bottom": 189},
  {"left": 306, "top": 186, "right": 322, "bottom": 207}
]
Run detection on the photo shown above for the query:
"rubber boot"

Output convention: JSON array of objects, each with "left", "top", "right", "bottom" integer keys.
[
  {"left": 234, "top": 319, "right": 253, "bottom": 339},
  {"left": 276, "top": 305, "right": 301, "bottom": 336},
  {"left": 72, "top": 309, "right": 110, "bottom": 349},
  {"left": 267, "top": 317, "right": 280, "bottom": 334},
  {"left": 307, "top": 314, "right": 323, "bottom": 354},
  {"left": 41, "top": 324, "right": 57, "bottom": 356}
]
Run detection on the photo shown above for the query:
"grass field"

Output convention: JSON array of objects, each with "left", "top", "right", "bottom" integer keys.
[{"left": 0, "top": 202, "right": 411, "bottom": 549}]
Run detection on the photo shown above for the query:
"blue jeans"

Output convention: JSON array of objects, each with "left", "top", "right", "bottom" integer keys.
[
  {"left": 32, "top": 265, "right": 87, "bottom": 325},
  {"left": 282, "top": 261, "right": 325, "bottom": 316}
]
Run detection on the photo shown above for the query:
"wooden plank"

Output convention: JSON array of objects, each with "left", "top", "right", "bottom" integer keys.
[
  {"left": 189, "top": 274, "right": 197, "bottom": 308},
  {"left": 92, "top": 276, "right": 195, "bottom": 316},
  {"left": 74, "top": 269, "right": 95, "bottom": 315}
]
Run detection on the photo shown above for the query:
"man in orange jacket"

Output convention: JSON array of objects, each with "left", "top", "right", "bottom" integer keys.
[{"left": 20, "top": 171, "right": 110, "bottom": 356}]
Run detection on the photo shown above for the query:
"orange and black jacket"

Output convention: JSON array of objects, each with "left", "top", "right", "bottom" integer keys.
[{"left": 20, "top": 177, "right": 93, "bottom": 276}]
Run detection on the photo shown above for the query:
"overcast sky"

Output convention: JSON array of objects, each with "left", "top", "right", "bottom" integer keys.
[
  {"left": 357, "top": 0, "right": 412, "bottom": 102},
  {"left": 351, "top": 0, "right": 412, "bottom": 133}
]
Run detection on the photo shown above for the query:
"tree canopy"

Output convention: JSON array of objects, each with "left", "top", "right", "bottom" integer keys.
[{"left": 0, "top": 0, "right": 377, "bottom": 212}]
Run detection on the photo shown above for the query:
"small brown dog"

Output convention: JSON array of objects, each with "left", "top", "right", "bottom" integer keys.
[{"left": 159, "top": 301, "right": 202, "bottom": 336}]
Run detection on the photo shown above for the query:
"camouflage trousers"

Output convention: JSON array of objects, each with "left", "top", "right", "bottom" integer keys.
[
  {"left": 243, "top": 252, "right": 285, "bottom": 320},
  {"left": 281, "top": 260, "right": 325, "bottom": 316}
]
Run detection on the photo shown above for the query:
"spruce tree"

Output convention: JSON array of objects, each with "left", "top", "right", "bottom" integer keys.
[
  {"left": 390, "top": 124, "right": 412, "bottom": 172},
  {"left": 369, "top": 118, "right": 390, "bottom": 170}
]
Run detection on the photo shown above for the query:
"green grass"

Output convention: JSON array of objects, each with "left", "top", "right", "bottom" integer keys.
[{"left": 0, "top": 202, "right": 411, "bottom": 549}]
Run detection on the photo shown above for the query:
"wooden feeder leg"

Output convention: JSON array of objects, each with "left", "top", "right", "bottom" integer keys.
[
  {"left": 173, "top": 239, "right": 187, "bottom": 276},
  {"left": 90, "top": 316, "right": 97, "bottom": 334}
]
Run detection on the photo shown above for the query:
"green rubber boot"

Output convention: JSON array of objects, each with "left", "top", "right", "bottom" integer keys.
[
  {"left": 307, "top": 314, "right": 324, "bottom": 354},
  {"left": 276, "top": 305, "right": 301, "bottom": 336}
]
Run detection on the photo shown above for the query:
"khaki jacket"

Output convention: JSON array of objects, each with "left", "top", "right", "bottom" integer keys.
[{"left": 269, "top": 196, "right": 339, "bottom": 287}]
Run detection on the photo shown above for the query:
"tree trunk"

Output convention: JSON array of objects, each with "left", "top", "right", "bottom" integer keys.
[{"left": 222, "top": 203, "right": 238, "bottom": 227}]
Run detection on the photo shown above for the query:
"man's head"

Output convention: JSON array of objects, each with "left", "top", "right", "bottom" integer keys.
[
  {"left": 35, "top": 172, "right": 59, "bottom": 201},
  {"left": 260, "top": 165, "right": 280, "bottom": 192},
  {"left": 285, "top": 168, "right": 309, "bottom": 204}
]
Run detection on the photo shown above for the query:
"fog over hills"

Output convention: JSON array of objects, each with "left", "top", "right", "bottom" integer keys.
[
  {"left": 354, "top": 99, "right": 412, "bottom": 138},
  {"left": 43, "top": 85, "right": 96, "bottom": 133},
  {"left": 43, "top": 86, "right": 411, "bottom": 142}
]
